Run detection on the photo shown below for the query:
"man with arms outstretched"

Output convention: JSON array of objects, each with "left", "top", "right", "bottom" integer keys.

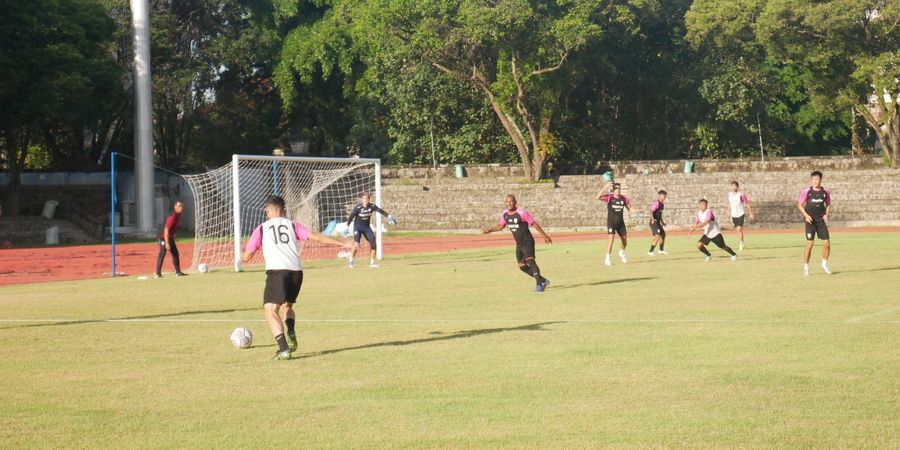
[
  {"left": 242, "top": 195, "right": 350, "bottom": 360},
  {"left": 481, "top": 195, "right": 552, "bottom": 292},
  {"left": 345, "top": 192, "right": 397, "bottom": 268}
]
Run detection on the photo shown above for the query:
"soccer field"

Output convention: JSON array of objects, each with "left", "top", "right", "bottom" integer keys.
[{"left": 2, "top": 232, "right": 899, "bottom": 448}]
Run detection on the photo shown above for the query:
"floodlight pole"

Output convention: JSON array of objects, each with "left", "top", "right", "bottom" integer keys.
[{"left": 131, "top": 0, "right": 155, "bottom": 233}]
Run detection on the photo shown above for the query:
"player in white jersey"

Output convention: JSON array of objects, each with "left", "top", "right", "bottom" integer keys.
[
  {"left": 690, "top": 198, "right": 737, "bottom": 262},
  {"left": 241, "top": 195, "right": 350, "bottom": 360},
  {"left": 726, "top": 181, "right": 754, "bottom": 250}
]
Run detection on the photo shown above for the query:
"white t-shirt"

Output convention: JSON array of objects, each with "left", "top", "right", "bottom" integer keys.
[
  {"left": 727, "top": 191, "right": 749, "bottom": 218},
  {"left": 696, "top": 209, "right": 721, "bottom": 238},
  {"left": 245, "top": 217, "right": 311, "bottom": 271}
]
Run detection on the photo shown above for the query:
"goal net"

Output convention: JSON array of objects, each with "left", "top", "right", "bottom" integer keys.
[{"left": 183, "top": 155, "right": 381, "bottom": 271}]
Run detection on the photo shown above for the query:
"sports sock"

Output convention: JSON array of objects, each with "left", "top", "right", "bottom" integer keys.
[
  {"left": 649, "top": 245, "right": 656, "bottom": 252},
  {"left": 659, "top": 242, "right": 665, "bottom": 251},
  {"left": 275, "top": 334, "right": 289, "bottom": 352},
  {"left": 285, "top": 318, "right": 295, "bottom": 334},
  {"left": 526, "top": 260, "right": 546, "bottom": 284},
  {"left": 698, "top": 246, "right": 711, "bottom": 257},
  {"left": 519, "top": 265, "right": 532, "bottom": 277},
  {"left": 721, "top": 245, "right": 736, "bottom": 256}
]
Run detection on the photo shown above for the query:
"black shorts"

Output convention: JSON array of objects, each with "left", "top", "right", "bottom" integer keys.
[
  {"left": 805, "top": 217, "right": 830, "bottom": 241},
  {"left": 263, "top": 270, "right": 303, "bottom": 305},
  {"left": 515, "top": 239, "right": 536, "bottom": 263},
  {"left": 607, "top": 219, "right": 627, "bottom": 237},
  {"left": 732, "top": 215, "right": 745, "bottom": 227},
  {"left": 699, "top": 234, "right": 727, "bottom": 247},
  {"left": 354, "top": 226, "right": 377, "bottom": 249},
  {"left": 650, "top": 222, "right": 666, "bottom": 236}
]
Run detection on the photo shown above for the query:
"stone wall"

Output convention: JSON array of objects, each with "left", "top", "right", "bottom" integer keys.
[
  {"left": 382, "top": 165, "right": 900, "bottom": 231},
  {"left": 382, "top": 155, "right": 884, "bottom": 179}
]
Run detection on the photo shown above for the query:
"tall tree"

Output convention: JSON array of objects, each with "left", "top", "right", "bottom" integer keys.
[
  {"left": 0, "top": 0, "right": 122, "bottom": 215},
  {"left": 277, "top": 0, "right": 613, "bottom": 179}
]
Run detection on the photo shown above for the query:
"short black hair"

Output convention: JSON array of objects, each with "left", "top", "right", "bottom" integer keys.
[
  {"left": 698, "top": 198, "right": 708, "bottom": 204},
  {"left": 265, "top": 195, "right": 285, "bottom": 210},
  {"left": 810, "top": 170, "right": 823, "bottom": 178},
  {"left": 612, "top": 183, "right": 621, "bottom": 190},
  {"left": 731, "top": 181, "right": 739, "bottom": 187},
  {"left": 658, "top": 190, "right": 667, "bottom": 196}
]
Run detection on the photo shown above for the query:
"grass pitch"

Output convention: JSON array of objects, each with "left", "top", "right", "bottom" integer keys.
[{"left": 1, "top": 231, "right": 899, "bottom": 448}]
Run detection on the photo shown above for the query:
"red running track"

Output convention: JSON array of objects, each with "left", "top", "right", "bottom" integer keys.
[{"left": 1, "top": 227, "right": 897, "bottom": 286}]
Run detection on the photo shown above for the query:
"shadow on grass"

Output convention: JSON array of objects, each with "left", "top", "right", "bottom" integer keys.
[
  {"left": 551, "top": 277, "right": 656, "bottom": 290},
  {"left": 296, "top": 321, "right": 558, "bottom": 359},
  {"left": 832, "top": 266, "right": 900, "bottom": 276},
  {"left": 408, "top": 257, "right": 505, "bottom": 266},
  {"left": 0, "top": 307, "right": 259, "bottom": 331}
]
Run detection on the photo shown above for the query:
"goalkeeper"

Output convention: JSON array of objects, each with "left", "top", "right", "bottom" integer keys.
[{"left": 344, "top": 192, "right": 397, "bottom": 268}]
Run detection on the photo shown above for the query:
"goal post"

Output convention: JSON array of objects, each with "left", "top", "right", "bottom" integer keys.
[{"left": 184, "top": 154, "right": 382, "bottom": 272}]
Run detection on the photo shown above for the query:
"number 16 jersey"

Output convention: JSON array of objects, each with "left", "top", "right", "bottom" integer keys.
[{"left": 245, "top": 217, "right": 311, "bottom": 271}]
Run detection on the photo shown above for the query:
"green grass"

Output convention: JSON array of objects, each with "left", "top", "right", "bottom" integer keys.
[{"left": 1, "top": 232, "right": 899, "bottom": 448}]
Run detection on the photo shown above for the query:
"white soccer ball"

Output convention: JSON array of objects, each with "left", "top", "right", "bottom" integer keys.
[
  {"left": 197, "top": 263, "right": 209, "bottom": 273},
  {"left": 230, "top": 327, "right": 253, "bottom": 349}
]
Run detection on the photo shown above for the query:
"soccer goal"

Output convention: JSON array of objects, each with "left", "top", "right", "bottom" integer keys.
[{"left": 183, "top": 154, "right": 381, "bottom": 272}]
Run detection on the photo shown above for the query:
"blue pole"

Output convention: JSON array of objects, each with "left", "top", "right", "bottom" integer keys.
[
  {"left": 272, "top": 161, "right": 278, "bottom": 195},
  {"left": 110, "top": 152, "right": 117, "bottom": 277}
]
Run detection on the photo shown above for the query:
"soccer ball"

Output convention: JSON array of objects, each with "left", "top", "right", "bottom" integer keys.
[
  {"left": 230, "top": 327, "right": 253, "bottom": 349},
  {"left": 197, "top": 263, "right": 209, "bottom": 273}
]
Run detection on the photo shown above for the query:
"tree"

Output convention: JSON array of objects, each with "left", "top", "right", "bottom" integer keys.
[
  {"left": 0, "top": 0, "right": 122, "bottom": 215},
  {"left": 688, "top": 0, "right": 899, "bottom": 164},
  {"left": 277, "top": 0, "right": 612, "bottom": 179},
  {"left": 755, "top": 0, "right": 899, "bottom": 165}
]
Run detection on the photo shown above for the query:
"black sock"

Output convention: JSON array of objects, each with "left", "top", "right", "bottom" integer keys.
[
  {"left": 519, "top": 265, "right": 532, "bottom": 277},
  {"left": 699, "top": 246, "right": 711, "bottom": 257},
  {"left": 526, "top": 259, "right": 546, "bottom": 284},
  {"left": 275, "top": 334, "right": 289, "bottom": 352},
  {"left": 649, "top": 245, "right": 656, "bottom": 252},
  {"left": 285, "top": 318, "right": 295, "bottom": 334},
  {"left": 659, "top": 242, "right": 665, "bottom": 251},
  {"left": 723, "top": 246, "right": 736, "bottom": 256}
]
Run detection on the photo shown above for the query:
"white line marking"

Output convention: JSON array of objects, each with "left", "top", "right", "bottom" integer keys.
[
  {"left": 1, "top": 318, "right": 898, "bottom": 325},
  {"left": 846, "top": 305, "right": 900, "bottom": 323}
]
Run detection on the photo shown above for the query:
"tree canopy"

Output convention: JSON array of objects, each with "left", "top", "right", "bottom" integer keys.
[{"left": 2, "top": 0, "right": 898, "bottom": 193}]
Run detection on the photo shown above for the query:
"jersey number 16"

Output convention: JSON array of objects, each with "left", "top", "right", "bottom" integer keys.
[{"left": 268, "top": 225, "right": 291, "bottom": 244}]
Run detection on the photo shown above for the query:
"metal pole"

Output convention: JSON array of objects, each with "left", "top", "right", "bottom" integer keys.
[
  {"left": 232, "top": 155, "right": 242, "bottom": 272},
  {"left": 131, "top": 0, "right": 154, "bottom": 233},
  {"left": 272, "top": 161, "right": 278, "bottom": 195},
  {"left": 111, "top": 152, "right": 117, "bottom": 276},
  {"left": 757, "top": 113, "right": 765, "bottom": 163},
  {"left": 374, "top": 160, "right": 383, "bottom": 260},
  {"left": 430, "top": 116, "right": 437, "bottom": 169}
]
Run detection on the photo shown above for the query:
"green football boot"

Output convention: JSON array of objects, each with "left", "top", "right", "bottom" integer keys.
[
  {"left": 287, "top": 330, "right": 297, "bottom": 352},
  {"left": 273, "top": 349, "right": 292, "bottom": 360}
]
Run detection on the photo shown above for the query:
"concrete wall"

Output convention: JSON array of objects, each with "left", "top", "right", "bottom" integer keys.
[
  {"left": 382, "top": 163, "right": 900, "bottom": 231},
  {"left": 381, "top": 155, "right": 884, "bottom": 179},
  {"left": 0, "top": 170, "right": 195, "bottom": 234}
]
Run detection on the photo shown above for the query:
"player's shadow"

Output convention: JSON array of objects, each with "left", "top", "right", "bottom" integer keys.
[
  {"left": 0, "top": 307, "right": 259, "bottom": 330},
  {"left": 832, "top": 265, "right": 900, "bottom": 275},
  {"left": 297, "top": 321, "right": 558, "bottom": 359},
  {"left": 552, "top": 277, "right": 656, "bottom": 290}
]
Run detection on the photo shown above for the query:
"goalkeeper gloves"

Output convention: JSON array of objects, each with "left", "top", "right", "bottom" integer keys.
[{"left": 388, "top": 215, "right": 398, "bottom": 225}]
